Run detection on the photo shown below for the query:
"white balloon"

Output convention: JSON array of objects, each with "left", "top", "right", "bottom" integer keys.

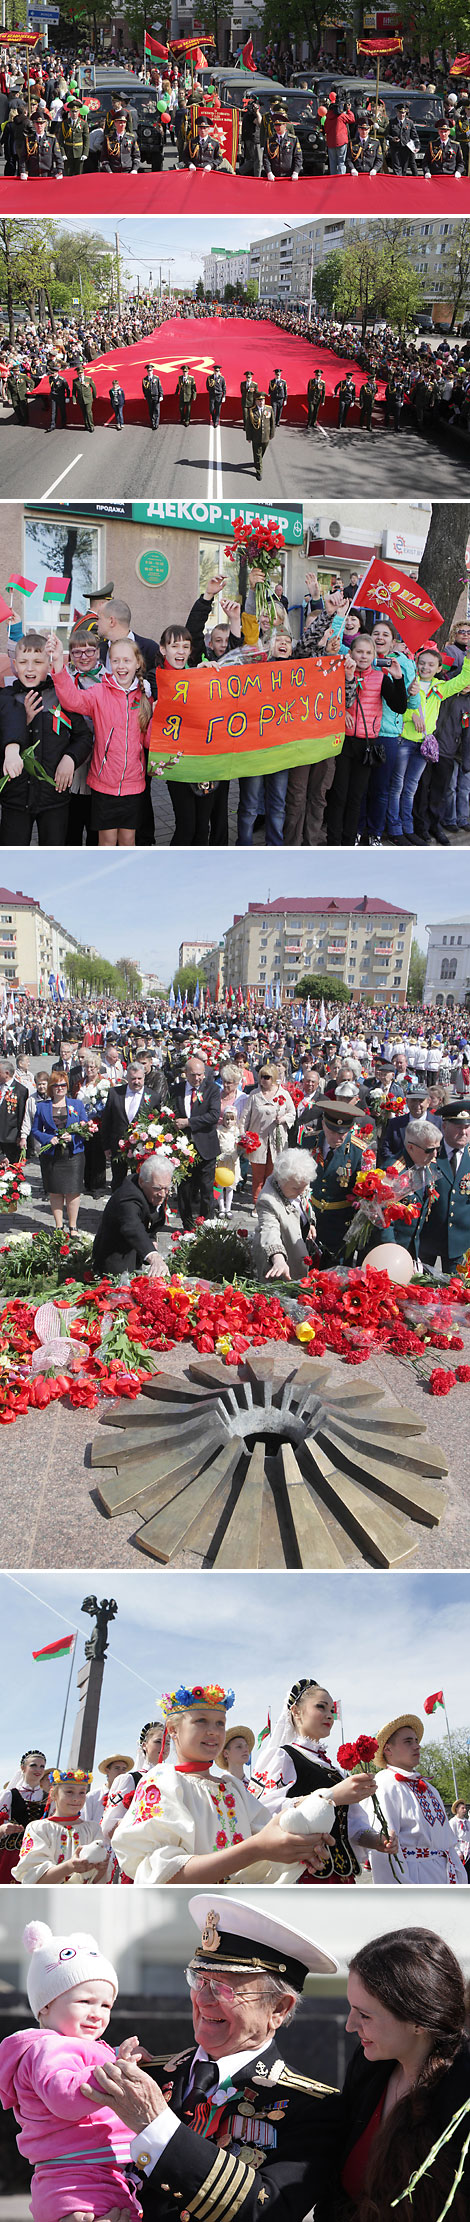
[{"left": 365, "top": 1243, "right": 415, "bottom": 1286}]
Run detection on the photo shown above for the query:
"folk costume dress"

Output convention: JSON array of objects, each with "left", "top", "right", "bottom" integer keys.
[
  {"left": 363, "top": 1766, "right": 468, "bottom": 1886},
  {"left": 0, "top": 1777, "right": 46, "bottom": 1886},
  {"left": 11, "top": 1813, "right": 118, "bottom": 1885},
  {"left": 111, "top": 1761, "right": 335, "bottom": 1886},
  {"left": 252, "top": 1719, "right": 368, "bottom": 1885}
]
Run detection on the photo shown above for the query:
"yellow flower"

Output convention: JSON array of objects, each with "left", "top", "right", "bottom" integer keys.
[
  {"left": 295, "top": 1321, "right": 315, "bottom": 1344},
  {"left": 216, "top": 1336, "right": 232, "bottom": 1356}
]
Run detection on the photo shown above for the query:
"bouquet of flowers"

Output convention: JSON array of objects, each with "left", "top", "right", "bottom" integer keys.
[
  {"left": 118, "top": 1109, "right": 196, "bottom": 1187},
  {"left": 368, "top": 1088, "right": 407, "bottom": 1131},
  {"left": 224, "top": 513, "right": 285, "bottom": 628},
  {"left": 0, "top": 1164, "right": 31, "bottom": 1216},
  {"left": 337, "top": 1734, "right": 404, "bottom": 1879},
  {"left": 240, "top": 1130, "right": 260, "bottom": 1155},
  {"left": 343, "top": 1164, "right": 421, "bottom": 1259}
]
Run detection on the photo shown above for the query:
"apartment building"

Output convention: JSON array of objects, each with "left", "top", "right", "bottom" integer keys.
[
  {"left": 248, "top": 219, "right": 468, "bottom": 317},
  {"left": 424, "top": 918, "right": 470, "bottom": 1007},
  {"left": 0, "top": 886, "right": 87, "bottom": 998},
  {"left": 202, "top": 248, "right": 250, "bottom": 296},
  {"left": 222, "top": 897, "right": 415, "bottom": 1002}
]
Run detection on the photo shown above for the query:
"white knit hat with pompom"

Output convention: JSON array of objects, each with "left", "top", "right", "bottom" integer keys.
[{"left": 23, "top": 1922, "right": 118, "bottom": 2017}]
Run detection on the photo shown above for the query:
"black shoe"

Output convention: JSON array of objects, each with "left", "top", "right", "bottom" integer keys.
[{"left": 434, "top": 826, "right": 450, "bottom": 845}]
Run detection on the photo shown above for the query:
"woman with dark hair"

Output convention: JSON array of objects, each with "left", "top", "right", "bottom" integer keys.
[
  {"left": 251, "top": 1678, "right": 396, "bottom": 1884},
  {"left": 0, "top": 1752, "right": 47, "bottom": 1883},
  {"left": 321, "top": 1926, "right": 470, "bottom": 2222}
]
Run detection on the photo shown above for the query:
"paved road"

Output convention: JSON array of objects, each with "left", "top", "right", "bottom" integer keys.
[{"left": 0, "top": 407, "right": 466, "bottom": 499}]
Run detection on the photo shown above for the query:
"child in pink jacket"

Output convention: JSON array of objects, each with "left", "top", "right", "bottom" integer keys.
[
  {"left": 48, "top": 631, "right": 152, "bottom": 848},
  {"left": 0, "top": 1922, "right": 141, "bottom": 2222}
]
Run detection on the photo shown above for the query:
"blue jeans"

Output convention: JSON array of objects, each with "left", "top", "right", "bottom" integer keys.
[
  {"left": 387, "top": 738, "right": 426, "bottom": 840},
  {"left": 364, "top": 730, "right": 400, "bottom": 839},
  {"left": 113, "top": 402, "right": 124, "bottom": 427},
  {"left": 444, "top": 762, "right": 470, "bottom": 828},
  {"left": 328, "top": 145, "right": 347, "bottom": 172},
  {"left": 237, "top": 771, "right": 288, "bottom": 845}
]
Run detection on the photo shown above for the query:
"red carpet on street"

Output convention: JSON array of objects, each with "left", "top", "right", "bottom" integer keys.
[
  {"left": 32, "top": 314, "right": 386, "bottom": 428},
  {"left": 0, "top": 174, "right": 466, "bottom": 217}
]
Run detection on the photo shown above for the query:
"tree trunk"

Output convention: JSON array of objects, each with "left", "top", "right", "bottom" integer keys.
[
  {"left": 1, "top": 223, "right": 15, "bottom": 344},
  {"left": 45, "top": 284, "right": 55, "bottom": 337},
  {"left": 418, "top": 503, "right": 470, "bottom": 640}
]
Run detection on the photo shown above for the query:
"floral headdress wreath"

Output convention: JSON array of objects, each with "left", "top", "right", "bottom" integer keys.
[
  {"left": 48, "top": 1769, "right": 92, "bottom": 1785},
  {"left": 157, "top": 1684, "right": 235, "bottom": 1765}
]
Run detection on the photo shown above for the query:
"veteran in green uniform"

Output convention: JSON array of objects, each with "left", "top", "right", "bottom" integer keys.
[
  {"left": 418, "top": 1099, "right": 470, "bottom": 1274},
  {"left": 307, "top": 1087, "right": 373, "bottom": 1266},
  {"left": 72, "top": 369, "right": 97, "bottom": 434},
  {"left": 79, "top": 1895, "right": 339, "bottom": 2222}
]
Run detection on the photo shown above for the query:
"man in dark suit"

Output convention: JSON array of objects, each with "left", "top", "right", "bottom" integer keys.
[
  {"left": 0, "top": 1062, "right": 28, "bottom": 1164},
  {"left": 79, "top": 1894, "right": 339, "bottom": 2222},
  {"left": 170, "top": 1053, "right": 221, "bottom": 1226},
  {"left": 419, "top": 1098, "right": 470, "bottom": 1273},
  {"left": 92, "top": 1155, "right": 172, "bottom": 1276},
  {"left": 99, "top": 1061, "right": 166, "bottom": 1190}
]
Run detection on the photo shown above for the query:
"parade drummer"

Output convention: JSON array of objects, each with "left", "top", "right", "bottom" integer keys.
[
  {"left": 110, "top": 1682, "right": 338, "bottom": 1886},
  {"left": 305, "top": 1087, "right": 372, "bottom": 1265},
  {"left": 362, "top": 1714, "right": 468, "bottom": 1887},
  {"left": 252, "top": 1680, "right": 396, "bottom": 1884},
  {"left": 78, "top": 1894, "right": 340, "bottom": 2222}
]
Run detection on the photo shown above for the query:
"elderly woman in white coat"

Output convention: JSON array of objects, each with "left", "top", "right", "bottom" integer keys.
[
  {"left": 239, "top": 1063, "right": 296, "bottom": 1206},
  {"left": 251, "top": 1146, "right": 317, "bottom": 1281}
]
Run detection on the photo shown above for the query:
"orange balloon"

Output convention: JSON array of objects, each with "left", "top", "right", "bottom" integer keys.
[{"left": 365, "top": 1243, "right": 414, "bottom": 1285}]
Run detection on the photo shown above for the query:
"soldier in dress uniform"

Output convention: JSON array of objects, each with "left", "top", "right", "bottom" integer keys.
[
  {"left": 359, "top": 375, "right": 377, "bottom": 431},
  {"left": 143, "top": 364, "right": 164, "bottom": 430},
  {"left": 207, "top": 367, "right": 226, "bottom": 428},
  {"left": 176, "top": 367, "right": 197, "bottom": 427},
  {"left": 58, "top": 94, "right": 90, "bottom": 173},
  {"left": 79, "top": 1894, "right": 340, "bottom": 2222},
  {"left": 5, "top": 363, "right": 32, "bottom": 425},
  {"left": 334, "top": 374, "right": 356, "bottom": 429},
  {"left": 241, "top": 372, "right": 258, "bottom": 434},
  {"left": 46, "top": 363, "right": 70, "bottom": 432},
  {"left": 246, "top": 392, "right": 275, "bottom": 481},
  {"left": 268, "top": 370, "right": 287, "bottom": 428},
  {"left": 418, "top": 1098, "right": 470, "bottom": 1273},
  {"left": 72, "top": 368, "right": 97, "bottom": 434},
  {"left": 306, "top": 370, "right": 325, "bottom": 429},
  {"left": 305, "top": 1087, "right": 373, "bottom": 1266}
]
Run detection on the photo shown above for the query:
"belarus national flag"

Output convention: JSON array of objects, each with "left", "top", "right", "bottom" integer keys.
[
  {"left": 257, "top": 1709, "right": 271, "bottom": 1748},
  {"left": 33, "top": 1634, "right": 75, "bottom": 1662},
  {"left": 423, "top": 1690, "right": 444, "bottom": 1715},
  {"left": 144, "top": 30, "right": 168, "bottom": 55},
  {"left": 43, "top": 575, "right": 71, "bottom": 602},
  {"left": 6, "top": 574, "right": 37, "bottom": 597}
]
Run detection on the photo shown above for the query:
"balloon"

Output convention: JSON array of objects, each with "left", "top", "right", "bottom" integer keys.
[
  {"left": 214, "top": 1166, "right": 235, "bottom": 1188},
  {"left": 365, "top": 1244, "right": 415, "bottom": 1285}
]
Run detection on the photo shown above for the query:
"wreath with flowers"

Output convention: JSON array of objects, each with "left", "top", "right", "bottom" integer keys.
[{"left": 160, "top": 1684, "right": 235, "bottom": 1716}]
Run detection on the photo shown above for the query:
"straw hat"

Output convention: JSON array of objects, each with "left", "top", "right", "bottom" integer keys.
[{"left": 376, "top": 1714, "right": 423, "bottom": 1769}]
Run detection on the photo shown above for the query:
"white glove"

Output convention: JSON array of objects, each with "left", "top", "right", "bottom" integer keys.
[
  {"left": 267, "top": 168, "right": 274, "bottom": 179},
  {"left": 291, "top": 170, "right": 299, "bottom": 179},
  {"left": 350, "top": 167, "right": 359, "bottom": 177},
  {"left": 425, "top": 169, "right": 431, "bottom": 177},
  {"left": 189, "top": 161, "right": 196, "bottom": 169}
]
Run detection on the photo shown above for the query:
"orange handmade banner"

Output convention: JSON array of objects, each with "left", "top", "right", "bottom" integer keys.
[
  {"left": 148, "top": 654, "right": 345, "bottom": 783},
  {"left": 356, "top": 34, "right": 403, "bottom": 52},
  {"left": 349, "top": 558, "right": 442, "bottom": 651}
]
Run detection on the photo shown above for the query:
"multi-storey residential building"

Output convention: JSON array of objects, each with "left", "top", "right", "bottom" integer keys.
[
  {"left": 179, "top": 940, "right": 216, "bottom": 970},
  {"left": 0, "top": 887, "right": 88, "bottom": 998},
  {"left": 424, "top": 919, "right": 470, "bottom": 1008},
  {"left": 202, "top": 248, "right": 250, "bottom": 296},
  {"left": 222, "top": 898, "right": 415, "bottom": 1003},
  {"left": 248, "top": 219, "right": 469, "bottom": 321}
]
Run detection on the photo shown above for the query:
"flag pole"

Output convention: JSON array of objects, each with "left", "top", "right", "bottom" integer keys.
[
  {"left": 442, "top": 1691, "right": 459, "bottom": 1800},
  {"left": 56, "top": 1632, "right": 78, "bottom": 1769}
]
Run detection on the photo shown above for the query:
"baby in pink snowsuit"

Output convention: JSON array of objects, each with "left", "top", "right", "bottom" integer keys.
[{"left": 0, "top": 1922, "right": 141, "bottom": 2222}]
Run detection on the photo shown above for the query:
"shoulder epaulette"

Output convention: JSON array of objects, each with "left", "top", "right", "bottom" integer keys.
[
  {"left": 253, "top": 2061, "right": 338, "bottom": 2096},
  {"left": 146, "top": 2045, "right": 194, "bottom": 2069}
]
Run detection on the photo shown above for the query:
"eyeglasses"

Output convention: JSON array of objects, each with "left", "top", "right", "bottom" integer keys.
[{"left": 185, "top": 1970, "right": 259, "bottom": 2003}]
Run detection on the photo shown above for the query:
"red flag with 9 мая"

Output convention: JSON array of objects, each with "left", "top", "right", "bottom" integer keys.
[{"left": 349, "top": 557, "right": 443, "bottom": 652}]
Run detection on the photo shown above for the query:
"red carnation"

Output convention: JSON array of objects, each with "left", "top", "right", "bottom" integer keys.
[
  {"left": 336, "top": 1743, "right": 356, "bottom": 1770},
  {"left": 428, "top": 1368, "right": 457, "bottom": 1396}
]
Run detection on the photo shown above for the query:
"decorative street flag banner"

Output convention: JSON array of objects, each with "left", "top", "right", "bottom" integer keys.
[
  {"left": 349, "top": 558, "right": 443, "bottom": 651},
  {"left": 149, "top": 655, "right": 345, "bottom": 782},
  {"left": 6, "top": 574, "right": 37, "bottom": 597},
  {"left": 43, "top": 576, "right": 71, "bottom": 602},
  {"left": 423, "top": 1690, "right": 445, "bottom": 1714},
  {"left": 242, "top": 36, "right": 257, "bottom": 68},
  {"left": 33, "top": 1634, "right": 75, "bottom": 1661},
  {"left": 357, "top": 33, "right": 403, "bottom": 51}
]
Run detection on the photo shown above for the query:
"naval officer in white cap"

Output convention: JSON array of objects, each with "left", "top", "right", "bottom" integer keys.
[{"left": 80, "top": 1894, "right": 339, "bottom": 2222}]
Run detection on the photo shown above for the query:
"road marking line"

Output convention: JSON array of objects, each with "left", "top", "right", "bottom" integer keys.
[
  {"left": 207, "top": 422, "right": 214, "bottom": 499},
  {"left": 215, "top": 422, "right": 223, "bottom": 497},
  {"left": 40, "top": 453, "right": 84, "bottom": 501}
]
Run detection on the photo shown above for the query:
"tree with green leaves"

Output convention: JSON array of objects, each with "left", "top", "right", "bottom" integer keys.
[
  {"left": 262, "top": 0, "right": 354, "bottom": 62},
  {"left": 172, "top": 963, "right": 207, "bottom": 998},
  {"left": 418, "top": 503, "right": 470, "bottom": 643},
  {"left": 115, "top": 956, "right": 143, "bottom": 996},
  {"left": 436, "top": 221, "right": 470, "bottom": 329},
  {"left": 313, "top": 251, "right": 345, "bottom": 318},
  {"left": 195, "top": 278, "right": 205, "bottom": 301},
  {"left": 407, "top": 940, "right": 427, "bottom": 1004},
  {"left": 296, "top": 973, "right": 351, "bottom": 1001},
  {"left": 420, "top": 1730, "right": 470, "bottom": 1809},
  {"left": 314, "top": 229, "right": 423, "bottom": 343},
  {"left": 0, "top": 219, "right": 112, "bottom": 341}
]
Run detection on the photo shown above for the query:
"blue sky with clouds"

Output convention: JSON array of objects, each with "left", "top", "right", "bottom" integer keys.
[
  {"left": 1, "top": 852, "right": 467, "bottom": 985},
  {"left": 67, "top": 218, "right": 305, "bottom": 291},
  {"left": 2, "top": 1568, "right": 468, "bottom": 1779}
]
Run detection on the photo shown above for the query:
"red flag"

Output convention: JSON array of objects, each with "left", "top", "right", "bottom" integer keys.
[
  {"left": 423, "top": 1691, "right": 444, "bottom": 1715},
  {"left": 350, "top": 557, "right": 443, "bottom": 652},
  {"left": 450, "top": 52, "right": 470, "bottom": 73},
  {"left": 242, "top": 35, "right": 256, "bottom": 69},
  {"left": 144, "top": 30, "right": 168, "bottom": 55},
  {"left": 33, "top": 1634, "right": 75, "bottom": 1662},
  {"left": 357, "top": 33, "right": 403, "bottom": 52}
]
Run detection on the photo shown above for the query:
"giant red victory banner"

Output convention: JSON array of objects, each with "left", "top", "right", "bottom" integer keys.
[
  {"left": 148, "top": 654, "right": 345, "bottom": 782},
  {"left": 349, "top": 558, "right": 443, "bottom": 650}
]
